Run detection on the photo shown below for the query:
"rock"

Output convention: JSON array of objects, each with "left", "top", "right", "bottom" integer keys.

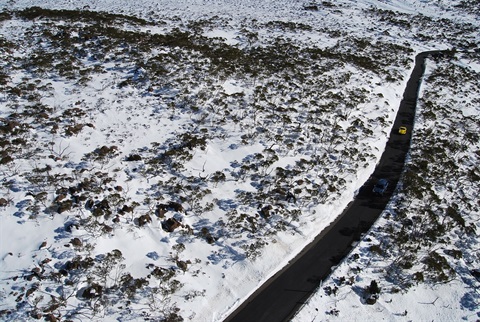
[
  {"left": 38, "top": 241, "right": 47, "bottom": 250},
  {"left": 121, "top": 205, "right": 134, "bottom": 213},
  {"left": 176, "top": 260, "right": 188, "bottom": 271},
  {"left": 162, "top": 217, "right": 181, "bottom": 232},
  {"left": 0, "top": 197, "right": 8, "bottom": 207},
  {"left": 155, "top": 204, "right": 168, "bottom": 218},
  {"left": 102, "top": 224, "right": 113, "bottom": 233},
  {"left": 136, "top": 214, "right": 152, "bottom": 227},
  {"left": 57, "top": 200, "right": 73, "bottom": 214},
  {"left": 70, "top": 238, "right": 82, "bottom": 247}
]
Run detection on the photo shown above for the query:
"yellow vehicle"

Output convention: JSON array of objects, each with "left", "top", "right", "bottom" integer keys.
[{"left": 398, "top": 126, "right": 407, "bottom": 135}]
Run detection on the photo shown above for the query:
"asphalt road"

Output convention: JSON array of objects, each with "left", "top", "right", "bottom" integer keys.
[{"left": 224, "top": 50, "right": 450, "bottom": 322}]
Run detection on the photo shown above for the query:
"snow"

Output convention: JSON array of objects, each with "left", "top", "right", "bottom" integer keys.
[
  {"left": 205, "top": 30, "right": 240, "bottom": 47},
  {"left": 294, "top": 49, "right": 480, "bottom": 322},
  {"left": 0, "top": 0, "right": 478, "bottom": 321}
]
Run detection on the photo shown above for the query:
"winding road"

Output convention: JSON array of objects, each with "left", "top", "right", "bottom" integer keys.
[{"left": 224, "top": 50, "right": 450, "bottom": 322}]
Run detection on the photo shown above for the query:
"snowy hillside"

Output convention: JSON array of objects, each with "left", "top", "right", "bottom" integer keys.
[
  {"left": 293, "top": 4, "right": 480, "bottom": 322},
  {"left": 0, "top": 1, "right": 478, "bottom": 321},
  {"left": 294, "top": 50, "right": 480, "bottom": 322}
]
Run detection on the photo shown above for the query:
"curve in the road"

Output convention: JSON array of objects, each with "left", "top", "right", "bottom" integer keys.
[{"left": 224, "top": 50, "right": 452, "bottom": 322}]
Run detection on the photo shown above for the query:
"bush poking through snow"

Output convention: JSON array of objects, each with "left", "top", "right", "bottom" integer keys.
[{"left": 364, "top": 280, "right": 381, "bottom": 305}]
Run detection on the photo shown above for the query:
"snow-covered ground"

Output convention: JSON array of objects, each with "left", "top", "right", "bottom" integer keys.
[
  {"left": 294, "top": 52, "right": 480, "bottom": 322},
  {"left": 0, "top": 1, "right": 478, "bottom": 321}
]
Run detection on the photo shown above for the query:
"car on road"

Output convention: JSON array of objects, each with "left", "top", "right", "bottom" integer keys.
[
  {"left": 398, "top": 126, "right": 407, "bottom": 135},
  {"left": 373, "top": 179, "right": 389, "bottom": 195}
]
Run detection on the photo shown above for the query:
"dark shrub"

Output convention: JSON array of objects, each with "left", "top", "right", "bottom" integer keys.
[
  {"left": 126, "top": 154, "right": 142, "bottom": 161},
  {"left": 81, "top": 283, "right": 103, "bottom": 299}
]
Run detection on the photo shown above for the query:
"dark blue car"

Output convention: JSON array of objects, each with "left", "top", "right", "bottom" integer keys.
[{"left": 373, "top": 179, "right": 389, "bottom": 195}]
